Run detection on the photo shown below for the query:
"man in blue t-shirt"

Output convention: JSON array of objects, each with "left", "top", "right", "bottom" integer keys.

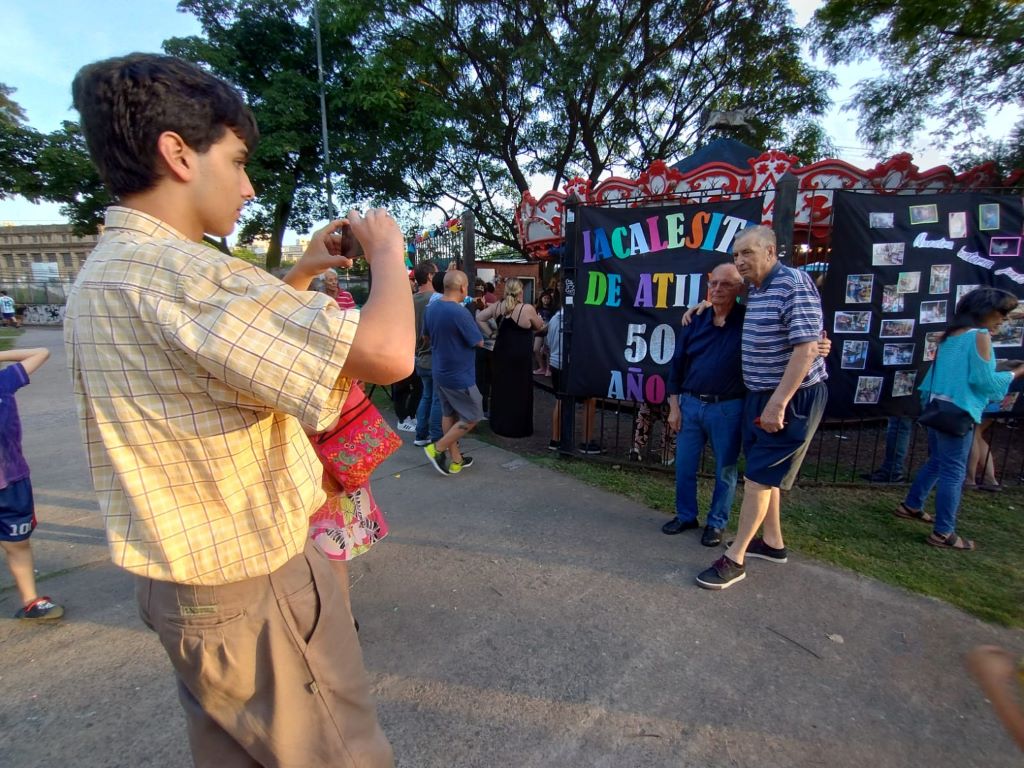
[{"left": 422, "top": 270, "right": 484, "bottom": 476}]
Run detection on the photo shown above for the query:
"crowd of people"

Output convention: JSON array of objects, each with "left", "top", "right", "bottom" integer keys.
[{"left": 1, "top": 51, "right": 1020, "bottom": 766}]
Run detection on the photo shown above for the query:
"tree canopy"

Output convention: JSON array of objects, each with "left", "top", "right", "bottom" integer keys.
[
  {"left": 0, "top": 84, "right": 41, "bottom": 202},
  {"left": 4, "top": 1, "right": 837, "bottom": 257},
  {"left": 165, "top": 0, "right": 446, "bottom": 268},
  {"left": 0, "top": 84, "right": 112, "bottom": 234},
  {"left": 812, "top": 0, "right": 1024, "bottom": 155},
  {"left": 372, "top": 0, "right": 833, "bottom": 249}
]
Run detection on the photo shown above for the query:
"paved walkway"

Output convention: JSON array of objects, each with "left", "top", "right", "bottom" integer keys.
[{"left": 1, "top": 327, "right": 1021, "bottom": 767}]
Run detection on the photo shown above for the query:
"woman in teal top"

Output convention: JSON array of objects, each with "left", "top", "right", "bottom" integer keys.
[{"left": 897, "top": 288, "right": 1024, "bottom": 549}]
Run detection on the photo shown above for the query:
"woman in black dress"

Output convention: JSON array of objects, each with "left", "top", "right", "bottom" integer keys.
[{"left": 476, "top": 278, "right": 546, "bottom": 437}]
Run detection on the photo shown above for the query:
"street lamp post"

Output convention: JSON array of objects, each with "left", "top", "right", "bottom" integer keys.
[{"left": 313, "top": 0, "right": 334, "bottom": 219}]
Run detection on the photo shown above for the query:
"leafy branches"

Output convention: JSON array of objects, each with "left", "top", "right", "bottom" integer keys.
[
  {"left": 376, "top": 0, "right": 831, "bottom": 248},
  {"left": 812, "top": 0, "right": 1024, "bottom": 153}
]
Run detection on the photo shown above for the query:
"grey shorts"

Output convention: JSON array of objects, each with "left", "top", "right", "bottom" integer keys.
[{"left": 436, "top": 384, "right": 484, "bottom": 423}]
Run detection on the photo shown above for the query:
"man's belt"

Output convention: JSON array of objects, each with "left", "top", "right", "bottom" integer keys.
[{"left": 682, "top": 391, "right": 744, "bottom": 404}]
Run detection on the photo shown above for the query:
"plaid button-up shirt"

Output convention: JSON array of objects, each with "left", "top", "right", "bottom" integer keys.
[{"left": 64, "top": 207, "right": 357, "bottom": 585}]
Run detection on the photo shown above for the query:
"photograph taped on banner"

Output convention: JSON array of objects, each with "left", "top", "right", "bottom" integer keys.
[
  {"left": 854, "top": 376, "right": 883, "bottom": 404},
  {"left": 992, "top": 319, "right": 1024, "bottom": 348},
  {"left": 909, "top": 204, "right": 939, "bottom": 225},
  {"left": 892, "top": 370, "right": 917, "bottom": 397},
  {"left": 949, "top": 211, "right": 968, "bottom": 239},
  {"left": 990, "top": 237, "right": 1021, "bottom": 258},
  {"left": 883, "top": 343, "right": 916, "bottom": 366},
  {"left": 882, "top": 285, "right": 904, "bottom": 313},
  {"left": 872, "top": 242, "right": 905, "bottom": 266},
  {"left": 870, "top": 212, "right": 894, "bottom": 229},
  {"left": 879, "top": 318, "right": 915, "bottom": 338},
  {"left": 919, "top": 300, "right": 948, "bottom": 324},
  {"left": 834, "top": 310, "right": 872, "bottom": 334},
  {"left": 845, "top": 274, "right": 874, "bottom": 303},
  {"left": 979, "top": 203, "right": 1000, "bottom": 231},
  {"left": 929, "top": 265, "right": 951, "bottom": 294},
  {"left": 897, "top": 271, "right": 921, "bottom": 293},
  {"left": 923, "top": 331, "right": 943, "bottom": 362},
  {"left": 841, "top": 340, "right": 869, "bottom": 369}
]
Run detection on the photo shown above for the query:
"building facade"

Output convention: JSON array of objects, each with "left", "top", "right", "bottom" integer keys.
[{"left": 0, "top": 223, "right": 102, "bottom": 324}]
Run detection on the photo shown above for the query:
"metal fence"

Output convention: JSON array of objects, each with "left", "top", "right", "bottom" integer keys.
[
  {"left": 0, "top": 278, "right": 70, "bottom": 307},
  {"left": 550, "top": 397, "right": 1024, "bottom": 488}
]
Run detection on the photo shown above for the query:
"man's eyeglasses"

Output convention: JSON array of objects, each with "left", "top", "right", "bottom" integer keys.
[{"left": 708, "top": 280, "right": 739, "bottom": 288}]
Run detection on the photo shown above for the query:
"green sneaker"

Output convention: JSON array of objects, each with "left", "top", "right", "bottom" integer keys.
[
  {"left": 449, "top": 455, "right": 474, "bottom": 475},
  {"left": 423, "top": 443, "right": 450, "bottom": 476}
]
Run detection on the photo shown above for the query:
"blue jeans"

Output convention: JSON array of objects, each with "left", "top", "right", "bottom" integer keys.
[
  {"left": 879, "top": 416, "right": 913, "bottom": 478},
  {"left": 674, "top": 395, "right": 743, "bottom": 529},
  {"left": 904, "top": 426, "right": 974, "bottom": 536},
  {"left": 415, "top": 365, "right": 443, "bottom": 442}
]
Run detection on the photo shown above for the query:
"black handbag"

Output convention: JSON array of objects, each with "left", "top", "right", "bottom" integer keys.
[
  {"left": 917, "top": 346, "right": 973, "bottom": 436},
  {"left": 918, "top": 398, "right": 973, "bottom": 436}
]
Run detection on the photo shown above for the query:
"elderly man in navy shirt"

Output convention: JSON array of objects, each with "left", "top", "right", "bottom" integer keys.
[
  {"left": 664, "top": 263, "right": 747, "bottom": 547},
  {"left": 697, "top": 226, "right": 828, "bottom": 590}
]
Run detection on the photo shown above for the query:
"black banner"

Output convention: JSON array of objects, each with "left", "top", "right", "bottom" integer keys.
[
  {"left": 821, "top": 190, "right": 1024, "bottom": 418},
  {"left": 567, "top": 198, "right": 764, "bottom": 401}
]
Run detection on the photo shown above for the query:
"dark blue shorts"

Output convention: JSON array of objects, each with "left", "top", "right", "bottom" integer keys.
[
  {"left": 0, "top": 477, "right": 36, "bottom": 542},
  {"left": 743, "top": 382, "right": 827, "bottom": 490}
]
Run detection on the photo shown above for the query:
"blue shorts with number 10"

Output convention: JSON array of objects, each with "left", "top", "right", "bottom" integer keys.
[{"left": 0, "top": 478, "right": 36, "bottom": 542}]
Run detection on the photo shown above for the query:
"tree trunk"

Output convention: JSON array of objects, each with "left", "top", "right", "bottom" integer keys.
[{"left": 264, "top": 198, "right": 292, "bottom": 272}]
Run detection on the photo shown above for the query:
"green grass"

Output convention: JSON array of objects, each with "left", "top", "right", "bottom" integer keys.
[
  {"left": 0, "top": 327, "right": 23, "bottom": 353},
  {"left": 529, "top": 454, "right": 1024, "bottom": 628}
]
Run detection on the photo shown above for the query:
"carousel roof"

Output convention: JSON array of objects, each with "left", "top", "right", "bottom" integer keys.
[{"left": 516, "top": 150, "right": 1021, "bottom": 260}]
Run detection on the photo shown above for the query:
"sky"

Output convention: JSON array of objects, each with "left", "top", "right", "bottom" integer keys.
[{"left": 0, "top": 0, "right": 1015, "bottom": 241}]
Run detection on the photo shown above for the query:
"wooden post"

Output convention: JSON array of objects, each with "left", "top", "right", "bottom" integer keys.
[
  {"left": 773, "top": 171, "right": 798, "bottom": 261},
  {"left": 462, "top": 210, "right": 476, "bottom": 286}
]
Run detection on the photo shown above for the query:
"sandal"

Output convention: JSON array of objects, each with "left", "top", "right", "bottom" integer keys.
[
  {"left": 976, "top": 483, "right": 1003, "bottom": 493},
  {"left": 894, "top": 502, "right": 934, "bottom": 524},
  {"left": 926, "top": 531, "right": 976, "bottom": 550}
]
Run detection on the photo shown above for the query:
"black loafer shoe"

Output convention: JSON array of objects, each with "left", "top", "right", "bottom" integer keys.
[
  {"left": 701, "top": 525, "right": 724, "bottom": 547},
  {"left": 661, "top": 518, "right": 699, "bottom": 535}
]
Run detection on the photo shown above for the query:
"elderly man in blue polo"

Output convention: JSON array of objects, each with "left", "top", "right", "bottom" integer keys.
[
  {"left": 696, "top": 225, "right": 828, "bottom": 590},
  {"left": 663, "top": 262, "right": 747, "bottom": 547}
]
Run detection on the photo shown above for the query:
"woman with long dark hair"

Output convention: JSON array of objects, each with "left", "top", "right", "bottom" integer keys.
[{"left": 896, "top": 288, "right": 1024, "bottom": 549}]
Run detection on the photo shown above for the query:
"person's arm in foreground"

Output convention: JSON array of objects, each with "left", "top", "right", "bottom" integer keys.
[
  {"left": 475, "top": 302, "right": 497, "bottom": 335},
  {"left": 665, "top": 326, "right": 690, "bottom": 433},
  {"left": 966, "top": 645, "right": 1024, "bottom": 751},
  {"left": 286, "top": 209, "right": 413, "bottom": 384},
  {"left": 816, "top": 331, "right": 831, "bottom": 359},
  {"left": 0, "top": 347, "right": 50, "bottom": 375},
  {"left": 758, "top": 341, "right": 817, "bottom": 433},
  {"left": 524, "top": 304, "right": 546, "bottom": 332}
]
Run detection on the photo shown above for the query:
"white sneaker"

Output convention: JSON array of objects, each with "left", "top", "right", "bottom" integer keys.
[{"left": 397, "top": 418, "right": 416, "bottom": 432}]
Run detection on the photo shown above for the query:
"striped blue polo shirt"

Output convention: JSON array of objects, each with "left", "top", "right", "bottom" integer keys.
[{"left": 742, "top": 262, "right": 827, "bottom": 392}]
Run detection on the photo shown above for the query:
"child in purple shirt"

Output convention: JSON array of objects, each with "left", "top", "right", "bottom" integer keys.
[{"left": 0, "top": 346, "right": 63, "bottom": 620}]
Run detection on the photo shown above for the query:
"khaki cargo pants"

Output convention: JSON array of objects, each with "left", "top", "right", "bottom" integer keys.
[{"left": 136, "top": 541, "right": 393, "bottom": 768}]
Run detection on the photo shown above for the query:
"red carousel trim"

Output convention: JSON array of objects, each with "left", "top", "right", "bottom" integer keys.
[{"left": 516, "top": 151, "right": 1016, "bottom": 259}]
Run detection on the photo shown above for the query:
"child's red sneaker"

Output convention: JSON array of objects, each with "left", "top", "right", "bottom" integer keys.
[{"left": 15, "top": 596, "right": 64, "bottom": 621}]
